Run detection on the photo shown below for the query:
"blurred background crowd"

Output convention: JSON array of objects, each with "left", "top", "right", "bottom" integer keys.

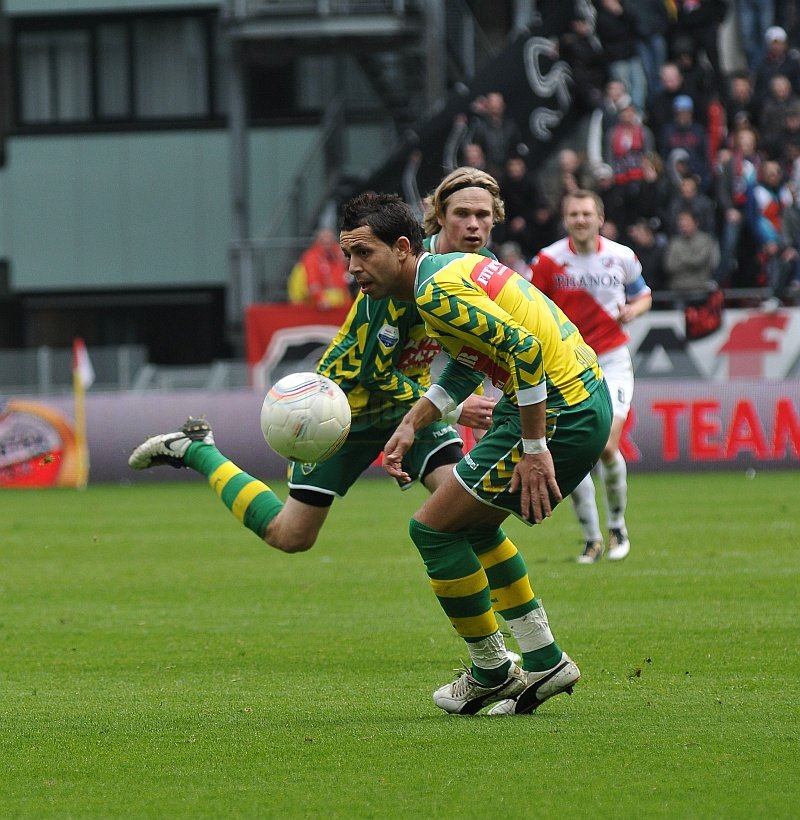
[
  {"left": 293, "top": 0, "right": 800, "bottom": 313},
  {"left": 456, "top": 1, "right": 800, "bottom": 311}
]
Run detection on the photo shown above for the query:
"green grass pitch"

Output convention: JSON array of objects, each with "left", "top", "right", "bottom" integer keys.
[{"left": 1, "top": 471, "right": 798, "bottom": 818}]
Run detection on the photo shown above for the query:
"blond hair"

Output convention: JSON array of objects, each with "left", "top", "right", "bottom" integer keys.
[{"left": 422, "top": 167, "right": 505, "bottom": 236}]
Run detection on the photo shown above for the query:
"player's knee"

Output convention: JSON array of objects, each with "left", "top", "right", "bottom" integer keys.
[
  {"left": 268, "top": 533, "right": 316, "bottom": 553},
  {"left": 601, "top": 442, "right": 619, "bottom": 462},
  {"left": 264, "top": 520, "right": 317, "bottom": 553},
  {"left": 279, "top": 537, "right": 315, "bottom": 553}
]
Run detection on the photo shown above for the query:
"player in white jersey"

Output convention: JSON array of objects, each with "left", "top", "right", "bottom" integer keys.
[{"left": 531, "top": 190, "right": 652, "bottom": 563}]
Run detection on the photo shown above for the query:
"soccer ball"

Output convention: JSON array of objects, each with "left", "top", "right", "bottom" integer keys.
[{"left": 260, "top": 372, "right": 351, "bottom": 463}]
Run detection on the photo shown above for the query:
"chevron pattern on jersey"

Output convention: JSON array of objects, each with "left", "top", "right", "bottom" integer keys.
[{"left": 423, "top": 282, "right": 545, "bottom": 393}]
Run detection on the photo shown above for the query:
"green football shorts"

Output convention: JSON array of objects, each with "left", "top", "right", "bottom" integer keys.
[
  {"left": 288, "top": 420, "right": 462, "bottom": 498},
  {"left": 454, "top": 382, "right": 612, "bottom": 524}
]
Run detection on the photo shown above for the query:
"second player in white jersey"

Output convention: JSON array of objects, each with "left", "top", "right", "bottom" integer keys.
[
  {"left": 531, "top": 190, "right": 652, "bottom": 564},
  {"left": 531, "top": 234, "right": 650, "bottom": 357}
]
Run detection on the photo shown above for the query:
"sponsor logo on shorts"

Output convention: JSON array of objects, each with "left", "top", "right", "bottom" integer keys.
[
  {"left": 377, "top": 324, "right": 400, "bottom": 348},
  {"left": 464, "top": 453, "right": 477, "bottom": 469},
  {"left": 433, "top": 425, "right": 455, "bottom": 437}
]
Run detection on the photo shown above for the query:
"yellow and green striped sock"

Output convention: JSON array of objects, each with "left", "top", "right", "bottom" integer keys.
[
  {"left": 409, "top": 519, "right": 510, "bottom": 685},
  {"left": 472, "top": 526, "right": 562, "bottom": 671},
  {"left": 184, "top": 442, "right": 283, "bottom": 539}
]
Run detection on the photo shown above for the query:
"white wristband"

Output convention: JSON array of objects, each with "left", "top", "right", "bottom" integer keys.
[
  {"left": 521, "top": 436, "right": 548, "bottom": 455},
  {"left": 423, "top": 384, "right": 456, "bottom": 418},
  {"left": 441, "top": 401, "right": 465, "bottom": 426}
]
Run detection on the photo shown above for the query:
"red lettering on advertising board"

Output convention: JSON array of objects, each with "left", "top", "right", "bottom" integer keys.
[
  {"left": 652, "top": 396, "right": 800, "bottom": 461},
  {"left": 772, "top": 398, "right": 800, "bottom": 457},
  {"left": 691, "top": 401, "right": 722, "bottom": 459},
  {"left": 619, "top": 407, "right": 641, "bottom": 463},
  {"left": 725, "top": 400, "right": 769, "bottom": 458},
  {"left": 652, "top": 401, "right": 687, "bottom": 461}
]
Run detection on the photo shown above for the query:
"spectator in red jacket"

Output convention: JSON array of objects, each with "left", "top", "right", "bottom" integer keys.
[{"left": 288, "top": 227, "right": 353, "bottom": 309}]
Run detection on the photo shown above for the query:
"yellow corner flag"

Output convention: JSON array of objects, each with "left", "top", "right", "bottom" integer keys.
[{"left": 72, "top": 338, "right": 95, "bottom": 488}]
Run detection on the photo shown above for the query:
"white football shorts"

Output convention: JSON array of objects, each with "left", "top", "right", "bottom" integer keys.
[{"left": 597, "top": 345, "right": 634, "bottom": 421}]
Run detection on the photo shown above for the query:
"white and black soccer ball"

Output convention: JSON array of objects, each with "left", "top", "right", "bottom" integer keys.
[{"left": 260, "top": 372, "right": 351, "bottom": 463}]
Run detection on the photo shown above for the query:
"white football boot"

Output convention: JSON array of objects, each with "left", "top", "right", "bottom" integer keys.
[
  {"left": 576, "top": 539, "right": 604, "bottom": 564},
  {"left": 433, "top": 663, "right": 527, "bottom": 715},
  {"left": 128, "top": 417, "right": 214, "bottom": 470},
  {"left": 487, "top": 652, "right": 580, "bottom": 715},
  {"left": 607, "top": 528, "right": 631, "bottom": 561}
]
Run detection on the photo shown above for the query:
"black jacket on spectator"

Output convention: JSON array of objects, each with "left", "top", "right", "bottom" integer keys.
[
  {"left": 596, "top": 4, "right": 639, "bottom": 63},
  {"left": 637, "top": 172, "right": 672, "bottom": 232},
  {"left": 560, "top": 26, "right": 607, "bottom": 111},
  {"left": 629, "top": 0, "right": 670, "bottom": 38},
  {"left": 495, "top": 161, "right": 549, "bottom": 258},
  {"left": 756, "top": 54, "right": 800, "bottom": 98},
  {"left": 660, "top": 122, "right": 711, "bottom": 190},
  {"left": 649, "top": 87, "right": 688, "bottom": 137},
  {"left": 673, "top": 0, "right": 728, "bottom": 31},
  {"left": 726, "top": 94, "right": 759, "bottom": 132},
  {"left": 666, "top": 191, "right": 717, "bottom": 235},
  {"left": 629, "top": 233, "right": 668, "bottom": 291}
]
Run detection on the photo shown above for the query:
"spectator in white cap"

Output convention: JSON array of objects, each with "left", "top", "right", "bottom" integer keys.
[
  {"left": 766, "top": 25, "right": 787, "bottom": 43},
  {"left": 756, "top": 25, "right": 800, "bottom": 97}
]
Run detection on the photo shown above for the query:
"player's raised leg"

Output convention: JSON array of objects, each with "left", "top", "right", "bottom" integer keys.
[{"left": 128, "top": 417, "right": 326, "bottom": 553}]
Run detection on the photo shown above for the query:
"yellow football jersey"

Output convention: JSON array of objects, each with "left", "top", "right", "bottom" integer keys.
[{"left": 415, "top": 253, "right": 603, "bottom": 409}]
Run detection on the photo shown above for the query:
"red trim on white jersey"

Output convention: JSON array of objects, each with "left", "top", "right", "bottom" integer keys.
[{"left": 531, "top": 236, "right": 647, "bottom": 355}]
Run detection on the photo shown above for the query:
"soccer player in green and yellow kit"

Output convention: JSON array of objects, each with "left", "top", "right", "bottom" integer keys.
[
  {"left": 128, "top": 169, "right": 505, "bottom": 556},
  {"left": 339, "top": 192, "right": 612, "bottom": 716}
]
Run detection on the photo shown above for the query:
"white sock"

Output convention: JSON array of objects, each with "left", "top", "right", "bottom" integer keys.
[
  {"left": 505, "top": 605, "right": 554, "bottom": 653},
  {"left": 571, "top": 472, "right": 602, "bottom": 542},
  {"left": 467, "top": 630, "right": 510, "bottom": 671},
  {"left": 603, "top": 450, "right": 628, "bottom": 531}
]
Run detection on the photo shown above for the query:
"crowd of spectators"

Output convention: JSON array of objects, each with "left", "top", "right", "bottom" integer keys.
[{"left": 451, "top": 1, "right": 800, "bottom": 310}]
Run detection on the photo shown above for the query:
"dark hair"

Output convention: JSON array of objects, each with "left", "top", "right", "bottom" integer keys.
[{"left": 340, "top": 192, "right": 424, "bottom": 254}]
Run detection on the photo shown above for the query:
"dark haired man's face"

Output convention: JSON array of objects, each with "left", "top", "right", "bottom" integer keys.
[{"left": 340, "top": 226, "right": 407, "bottom": 301}]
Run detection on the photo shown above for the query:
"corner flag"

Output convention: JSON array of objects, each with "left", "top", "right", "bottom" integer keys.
[
  {"left": 73, "top": 337, "right": 95, "bottom": 389},
  {"left": 72, "top": 338, "right": 94, "bottom": 488}
]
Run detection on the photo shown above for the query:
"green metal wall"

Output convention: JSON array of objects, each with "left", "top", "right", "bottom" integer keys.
[{"left": 0, "top": 124, "right": 390, "bottom": 293}]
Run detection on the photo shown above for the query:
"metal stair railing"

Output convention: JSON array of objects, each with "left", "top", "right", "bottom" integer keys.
[{"left": 229, "top": 96, "right": 345, "bottom": 305}]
